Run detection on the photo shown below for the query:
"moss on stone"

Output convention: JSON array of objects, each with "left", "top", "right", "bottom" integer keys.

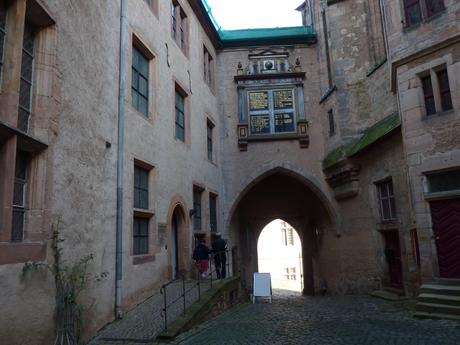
[{"left": 322, "top": 113, "right": 400, "bottom": 169}]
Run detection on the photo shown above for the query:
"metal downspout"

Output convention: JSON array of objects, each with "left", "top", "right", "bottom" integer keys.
[{"left": 115, "top": 0, "right": 127, "bottom": 319}]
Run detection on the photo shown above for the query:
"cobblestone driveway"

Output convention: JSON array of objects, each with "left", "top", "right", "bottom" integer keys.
[{"left": 169, "top": 290, "right": 460, "bottom": 345}]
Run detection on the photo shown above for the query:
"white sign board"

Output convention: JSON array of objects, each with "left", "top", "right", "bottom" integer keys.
[{"left": 252, "top": 272, "right": 272, "bottom": 303}]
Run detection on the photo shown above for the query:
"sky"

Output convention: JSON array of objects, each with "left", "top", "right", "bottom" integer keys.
[{"left": 204, "top": 0, "right": 303, "bottom": 30}]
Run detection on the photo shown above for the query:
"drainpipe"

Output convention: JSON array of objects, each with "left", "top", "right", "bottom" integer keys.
[{"left": 115, "top": 0, "right": 127, "bottom": 319}]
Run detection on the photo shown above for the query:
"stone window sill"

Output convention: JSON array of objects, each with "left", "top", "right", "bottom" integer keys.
[
  {"left": 0, "top": 242, "right": 47, "bottom": 264},
  {"left": 376, "top": 220, "right": 399, "bottom": 231},
  {"left": 132, "top": 254, "right": 155, "bottom": 265},
  {"left": 422, "top": 109, "right": 454, "bottom": 121},
  {"left": 248, "top": 133, "right": 301, "bottom": 142}
]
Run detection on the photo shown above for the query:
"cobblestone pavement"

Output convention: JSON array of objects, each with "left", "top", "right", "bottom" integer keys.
[
  {"left": 168, "top": 289, "right": 460, "bottom": 345},
  {"left": 89, "top": 278, "right": 213, "bottom": 344}
]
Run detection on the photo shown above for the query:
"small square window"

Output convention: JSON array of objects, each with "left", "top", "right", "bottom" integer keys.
[{"left": 403, "top": 0, "right": 422, "bottom": 27}]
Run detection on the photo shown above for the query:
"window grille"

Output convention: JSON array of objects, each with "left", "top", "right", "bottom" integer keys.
[
  {"left": 175, "top": 91, "right": 185, "bottom": 142},
  {"left": 132, "top": 46, "right": 149, "bottom": 116},
  {"left": 134, "top": 165, "right": 149, "bottom": 209},
  {"left": 377, "top": 180, "right": 397, "bottom": 221},
  {"left": 18, "top": 23, "right": 35, "bottom": 132},
  {"left": 133, "top": 217, "right": 149, "bottom": 255}
]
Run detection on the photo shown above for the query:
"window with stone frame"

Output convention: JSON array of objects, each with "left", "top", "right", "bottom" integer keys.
[
  {"left": 376, "top": 180, "right": 397, "bottom": 221},
  {"left": 132, "top": 45, "right": 149, "bottom": 116},
  {"left": 175, "top": 88, "right": 186, "bottom": 142},
  {"left": 18, "top": 22, "right": 35, "bottom": 133},
  {"left": 133, "top": 217, "right": 149, "bottom": 255},
  {"left": 132, "top": 162, "right": 153, "bottom": 256},
  {"left": 402, "top": 0, "right": 445, "bottom": 27},
  {"left": 425, "top": 0, "right": 445, "bottom": 18},
  {"left": 247, "top": 89, "right": 296, "bottom": 135},
  {"left": 134, "top": 165, "right": 149, "bottom": 209},
  {"left": 403, "top": 0, "right": 422, "bottom": 26},
  {"left": 207, "top": 119, "right": 214, "bottom": 162},
  {"left": 12, "top": 151, "right": 29, "bottom": 242},
  {"left": 209, "top": 193, "right": 217, "bottom": 233},
  {"left": 193, "top": 186, "right": 203, "bottom": 230},
  {"left": 171, "top": 1, "right": 187, "bottom": 53},
  {"left": 420, "top": 67, "right": 452, "bottom": 116},
  {"left": 203, "top": 45, "right": 214, "bottom": 89},
  {"left": 0, "top": 2, "right": 6, "bottom": 84}
]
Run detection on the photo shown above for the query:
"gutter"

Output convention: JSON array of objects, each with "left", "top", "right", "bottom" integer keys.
[{"left": 115, "top": 0, "right": 127, "bottom": 319}]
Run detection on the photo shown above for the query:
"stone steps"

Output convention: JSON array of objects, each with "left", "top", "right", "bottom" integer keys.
[{"left": 415, "top": 279, "right": 460, "bottom": 320}]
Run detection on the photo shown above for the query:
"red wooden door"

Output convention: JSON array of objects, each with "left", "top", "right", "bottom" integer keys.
[
  {"left": 430, "top": 198, "right": 460, "bottom": 279},
  {"left": 383, "top": 231, "right": 403, "bottom": 289}
]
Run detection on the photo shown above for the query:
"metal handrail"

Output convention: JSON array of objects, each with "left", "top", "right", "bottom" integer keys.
[{"left": 160, "top": 249, "right": 232, "bottom": 331}]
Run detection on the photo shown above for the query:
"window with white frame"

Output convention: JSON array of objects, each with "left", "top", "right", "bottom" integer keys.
[
  {"left": 247, "top": 89, "right": 296, "bottom": 135},
  {"left": 376, "top": 180, "right": 397, "bottom": 221}
]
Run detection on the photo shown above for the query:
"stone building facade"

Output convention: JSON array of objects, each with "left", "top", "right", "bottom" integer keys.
[{"left": 0, "top": 0, "right": 458, "bottom": 343}]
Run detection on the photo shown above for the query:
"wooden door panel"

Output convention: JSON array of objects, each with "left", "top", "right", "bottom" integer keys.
[{"left": 430, "top": 198, "right": 460, "bottom": 279}]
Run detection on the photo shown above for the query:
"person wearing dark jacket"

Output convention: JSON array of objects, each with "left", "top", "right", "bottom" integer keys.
[
  {"left": 211, "top": 233, "right": 227, "bottom": 279},
  {"left": 193, "top": 239, "right": 211, "bottom": 278}
]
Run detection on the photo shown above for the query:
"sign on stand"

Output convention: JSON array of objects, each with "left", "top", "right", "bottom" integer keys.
[{"left": 252, "top": 272, "right": 272, "bottom": 304}]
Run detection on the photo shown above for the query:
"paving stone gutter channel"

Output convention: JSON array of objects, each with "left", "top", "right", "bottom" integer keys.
[{"left": 88, "top": 277, "right": 240, "bottom": 344}]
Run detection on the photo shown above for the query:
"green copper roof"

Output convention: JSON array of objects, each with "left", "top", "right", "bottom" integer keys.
[
  {"left": 322, "top": 113, "right": 401, "bottom": 169},
  {"left": 199, "top": 0, "right": 316, "bottom": 47}
]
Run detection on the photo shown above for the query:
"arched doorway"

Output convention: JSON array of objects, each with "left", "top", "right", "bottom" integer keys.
[
  {"left": 168, "top": 202, "right": 188, "bottom": 280},
  {"left": 228, "top": 168, "right": 336, "bottom": 295},
  {"left": 258, "top": 219, "right": 303, "bottom": 292}
]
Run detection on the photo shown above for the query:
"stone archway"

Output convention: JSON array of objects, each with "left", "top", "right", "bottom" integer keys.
[
  {"left": 227, "top": 167, "right": 337, "bottom": 295},
  {"left": 167, "top": 197, "right": 189, "bottom": 280}
]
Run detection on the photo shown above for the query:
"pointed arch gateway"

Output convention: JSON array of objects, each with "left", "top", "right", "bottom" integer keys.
[
  {"left": 227, "top": 166, "right": 338, "bottom": 295},
  {"left": 167, "top": 196, "right": 189, "bottom": 280}
]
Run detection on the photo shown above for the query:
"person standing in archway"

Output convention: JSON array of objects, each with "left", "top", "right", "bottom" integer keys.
[
  {"left": 193, "top": 239, "right": 211, "bottom": 278},
  {"left": 211, "top": 233, "right": 227, "bottom": 279}
]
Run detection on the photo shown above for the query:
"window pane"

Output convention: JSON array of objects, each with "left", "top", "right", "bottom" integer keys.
[
  {"left": 139, "top": 95, "right": 148, "bottom": 116},
  {"left": 134, "top": 166, "right": 149, "bottom": 209},
  {"left": 427, "top": 170, "right": 460, "bottom": 193},
  {"left": 382, "top": 199, "right": 391, "bottom": 220},
  {"left": 133, "top": 217, "right": 149, "bottom": 255},
  {"left": 193, "top": 189, "right": 202, "bottom": 230},
  {"left": 274, "top": 113, "right": 295, "bottom": 133},
  {"left": 425, "top": 0, "right": 444, "bottom": 17},
  {"left": 437, "top": 69, "right": 452, "bottom": 111},
  {"left": 421, "top": 75, "right": 436, "bottom": 115},
  {"left": 250, "top": 114, "right": 270, "bottom": 134},
  {"left": 209, "top": 195, "right": 217, "bottom": 232},
  {"left": 405, "top": 1, "right": 422, "bottom": 26},
  {"left": 12, "top": 208, "right": 25, "bottom": 242},
  {"left": 132, "top": 46, "right": 149, "bottom": 116}
]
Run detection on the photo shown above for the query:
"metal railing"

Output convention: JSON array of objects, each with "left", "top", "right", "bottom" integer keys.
[{"left": 160, "top": 250, "right": 232, "bottom": 331}]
